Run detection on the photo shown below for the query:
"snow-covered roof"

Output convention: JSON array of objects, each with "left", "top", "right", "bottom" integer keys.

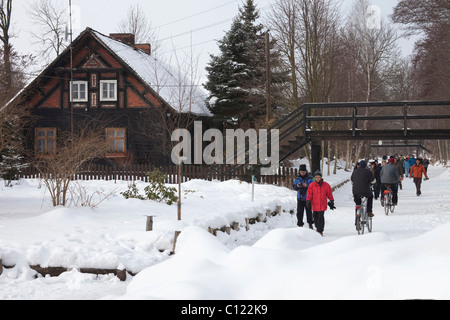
[{"left": 91, "top": 30, "right": 212, "bottom": 117}]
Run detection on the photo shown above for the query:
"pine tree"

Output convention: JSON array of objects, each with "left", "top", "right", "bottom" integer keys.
[{"left": 204, "top": 0, "right": 268, "bottom": 126}]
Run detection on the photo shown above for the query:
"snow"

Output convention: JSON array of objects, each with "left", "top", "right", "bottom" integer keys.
[{"left": 1, "top": 162, "right": 450, "bottom": 300}]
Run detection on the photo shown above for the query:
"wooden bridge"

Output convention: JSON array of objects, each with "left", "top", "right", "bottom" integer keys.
[{"left": 273, "top": 100, "right": 450, "bottom": 173}]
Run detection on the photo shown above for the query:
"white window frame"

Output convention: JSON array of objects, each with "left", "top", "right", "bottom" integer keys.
[
  {"left": 70, "top": 81, "right": 88, "bottom": 102},
  {"left": 100, "top": 80, "right": 118, "bottom": 101}
]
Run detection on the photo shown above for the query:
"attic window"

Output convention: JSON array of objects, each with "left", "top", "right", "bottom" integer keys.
[
  {"left": 70, "top": 81, "right": 88, "bottom": 102},
  {"left": 100, "top": 80, "right": 117, "bottom": 101}
]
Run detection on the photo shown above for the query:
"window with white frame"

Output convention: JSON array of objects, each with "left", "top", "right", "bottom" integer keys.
[
  {"left": 100, "top": 80, "right": 117, "bottom": 101},
  {"left": 70, "top": 81, "right": 88, "bottom": 102}
]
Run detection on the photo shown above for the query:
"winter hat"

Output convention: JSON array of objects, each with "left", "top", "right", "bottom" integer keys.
[
  {"left": 314, "top": 170, "right": 322, "bottom": 177},
  {"left": 389, "top": 158, "right": 395, "bottom": 163},
  {"left": 299, "top": 164, "right": 307, "bottom": 171},
  {"left": 359, "top": 160, "right": 367, "bottom": 168}
]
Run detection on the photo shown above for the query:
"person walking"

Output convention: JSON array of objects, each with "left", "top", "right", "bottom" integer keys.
[
  {"left": 306, "top": 171, "right": 335, "bottom": 236},
  {"left": 293, "top": 164, "right": 313, "bottom": 229},
  {"left": 409, "top": 158, "right": 429, "bottom": 196},
  {"left": 422, "top": 158, "right": 429, "bottom": 173},
  {"left": 403, "top": 156, "right": 411, "bottom": 177},
  {"left": 370, "top": 161, "right": 381, "bottom": 200},
  {"left": 351, "top": 160, "right": 375, "bottom": 217},
  {"left": 393, "top": 157, "right": 404, "bottom": 190},
  {"left": 380, "top": 157, "right": 400, "bottom": 206}
]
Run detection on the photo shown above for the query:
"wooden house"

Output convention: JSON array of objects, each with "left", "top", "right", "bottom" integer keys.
[{"left": 12, "top": 27, "right": 211, "bottom": 165}]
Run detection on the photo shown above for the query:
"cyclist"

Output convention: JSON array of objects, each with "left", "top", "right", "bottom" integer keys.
[
  {"left": 351, "top": 160, "right": 375, "bottom": 217},
  {"left": 409, "top": 158, "right": 429, "bottom": 196},
  {"left": 380, "top": 157, "right": 400, "bottom": 206},
  {"left": 293, "top": 164, "right": 313, "bottom": 228}
]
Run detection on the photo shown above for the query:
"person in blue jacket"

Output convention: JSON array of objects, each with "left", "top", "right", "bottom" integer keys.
[
  {"left": 403, "top": 156, "right": 411, "bottom": 177},
  {"left": 293, "top": 164, "right": 313, "bottom": 228}
]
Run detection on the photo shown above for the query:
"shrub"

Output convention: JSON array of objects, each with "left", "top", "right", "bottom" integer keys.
[{"left": 121, "top": 169, "right": 178, "bottom": 205}]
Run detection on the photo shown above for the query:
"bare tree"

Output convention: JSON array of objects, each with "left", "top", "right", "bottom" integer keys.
[
  {"left": 295, "top": 0, "right": 341, "bottom": 104},
  {"left": 266, "top": 0, "right": 301, "bottom": 112},
  {"left": 392, "top": 0, "right": 450, "bottom": 101},
  {"left": 267, "top": 0, "right": 343, "bottom": 170},
  {"left": 118, "top": 4, "right": 160, "bottom": 55},
  {"left": 342, "top": 0, "right": 400, "bottom": 102},
  {"left": 27, "top": 0, "right": 68, "bottom": 63},
  {"left": 0, "top": 0, "right": 12, "bottom": 90},
  {"left": 33, "top": 123, "right": 109, "bottom": 207}
]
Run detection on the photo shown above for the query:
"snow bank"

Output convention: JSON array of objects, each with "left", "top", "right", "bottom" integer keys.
[
  {"left": 1, "top": 164, "right": 450, "bottom": 300},
  {"left": 123, "top": 223, "right": 450, "bottom": 300}
]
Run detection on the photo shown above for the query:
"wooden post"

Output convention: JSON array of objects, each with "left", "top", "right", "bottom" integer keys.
[
  {"left": 257, "top": 213, "right": 264, "bottom": 222},
  {"left": 116, "top": 266, "right": 126, "bottom": 281},
  {"left": 232, "top": 221, "right": 239, "bottom": 231},
  {"left": 173, "top": 231, "right": 181, "bottom": 254},
  {"left": 145, "top": 216, "right": 154, "bottom": 231},
  {"left": 245, "top": 218, "right": 250, "bottom": 231},
  {"left": 178, "top": 160, "right": 181, "bottom": 220},
  {"left": 266, "top": 209, "right": 271, "bottom": 217},
  {"left": 276, "top": 205, "right": 282, "bottom": 215},
  {"left": 0, "top": 259, "right": 3, "bottom": 276},
  {"left": 265, "top": 31, "right": 272, "bottom": 122}
]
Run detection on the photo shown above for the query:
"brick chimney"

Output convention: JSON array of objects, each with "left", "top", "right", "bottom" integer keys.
[
  {"left": 109, "top": 33, "right": 135, "bottom": 46},
  {"left": 135, "top": 43, "right": 151, "bottom": 55}
]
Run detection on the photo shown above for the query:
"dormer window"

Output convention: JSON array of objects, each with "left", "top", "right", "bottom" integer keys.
[
  {"left": 100, "top": 80, "right": 117, "bottom": 101},
  {"left": 70, "top": 81, "right": 88, "bottom": 102}
]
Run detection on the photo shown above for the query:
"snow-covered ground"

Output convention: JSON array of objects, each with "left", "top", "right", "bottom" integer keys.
[{"left": 1, "top": 162, "right": 450, "bottom": 300}]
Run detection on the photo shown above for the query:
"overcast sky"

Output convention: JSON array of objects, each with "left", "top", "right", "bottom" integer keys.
[{"left": 11, "top": 0, "right": 414, "bottom": 82}]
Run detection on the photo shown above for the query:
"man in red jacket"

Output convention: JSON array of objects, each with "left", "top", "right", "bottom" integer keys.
[{"left": 306, "top": 171, "right": 335, "bottom": 236}]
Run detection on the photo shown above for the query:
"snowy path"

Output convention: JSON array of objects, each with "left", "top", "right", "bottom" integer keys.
[
  {"left": 327, "top": 165, "right": 450, "bottom": 241},
  {"left": 1, "top": 164, "right": 449, "bottom": 299}
]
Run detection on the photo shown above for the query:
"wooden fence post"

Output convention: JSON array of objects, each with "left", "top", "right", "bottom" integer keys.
[
  {"left": 116, "top": 265, "right": 126, "bottom": 281},
  {"left": 173, "top": 231, "right": 181, "bottom": 254},
  {"left": 145, "top": 216, "right": 154, "bottom": 231}
]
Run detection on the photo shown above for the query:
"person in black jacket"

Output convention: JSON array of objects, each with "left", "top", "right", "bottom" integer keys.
[
  {"left": 370, "top": 161, "right": 381, "bottom": 200},
  {"left": 293, "top": 164, "right": 313, "bottom": 228},
  {"left": 351, "top": 160, "right": 375, "bottom": 217}
]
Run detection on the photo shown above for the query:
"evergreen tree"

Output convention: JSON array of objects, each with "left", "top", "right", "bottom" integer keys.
[{"left": 204, "top": 0, "right": 269, "bottom": 126}]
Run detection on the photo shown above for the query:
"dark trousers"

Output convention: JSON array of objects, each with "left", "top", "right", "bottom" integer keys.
[
  {"left": 313, "top": 211, "right": 325, "bottom": 233},
  {"left": 413, "top": 178, "right": 423, "bottom": 195},
  {"left": 381, "top": 183, "right": 398, "bottom": 204},
  {"left": 297, "top": 199, "right": 313, "bottom": 226},
  {"left": 353, "top": 192, "right": 373, "bottom": 214},
  {"left": 372, "top": 184, "right": 380, "bottom": 200}
]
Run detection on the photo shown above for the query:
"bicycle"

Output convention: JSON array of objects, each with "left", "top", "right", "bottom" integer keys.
[
  {"left": 382, "top": 184, "right": 396, "bottom": 215},
  {"left": 355, "top": 196, "right": 372, "bottom": 235}
]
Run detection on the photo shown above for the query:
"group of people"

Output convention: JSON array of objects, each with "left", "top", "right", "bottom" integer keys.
[
  {"left": 293, "top": 155, "right": 430, "bottom": 236},
  {"left": 293, "top": 164, "right": 335, "bottom": 236},
  {"left": 366, "top": 155, "right": 430, "bottom": 206}
]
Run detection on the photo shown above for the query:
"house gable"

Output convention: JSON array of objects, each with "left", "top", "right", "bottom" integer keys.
[
  {"left": 14, "top": 27, "right": 209, "bottom": 165},
  {"left": 23, "top": 28, "right": 163, "bottom": 112}
]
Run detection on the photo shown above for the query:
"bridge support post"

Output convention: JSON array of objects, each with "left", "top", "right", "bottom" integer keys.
[{"left": 311, "top": 141, "right": 321, "bottom": 175}]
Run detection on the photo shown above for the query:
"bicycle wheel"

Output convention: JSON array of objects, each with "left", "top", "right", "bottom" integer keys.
[
  {"left": 355, "top": 210, "right": 362, "bottom": 235},
  {"left": 384, "top": 194, "right": 390, "bottom": 215},
  {"left": 367, "top": 216, "right": 372, "bottom": 233},
  {"left": 390, "top": 202, "right": 396, "bottom": 213}
]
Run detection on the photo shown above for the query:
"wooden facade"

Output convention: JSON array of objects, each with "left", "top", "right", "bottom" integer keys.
[{"left": 15, "top": 28, "right": 209, "bottom": 165}]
